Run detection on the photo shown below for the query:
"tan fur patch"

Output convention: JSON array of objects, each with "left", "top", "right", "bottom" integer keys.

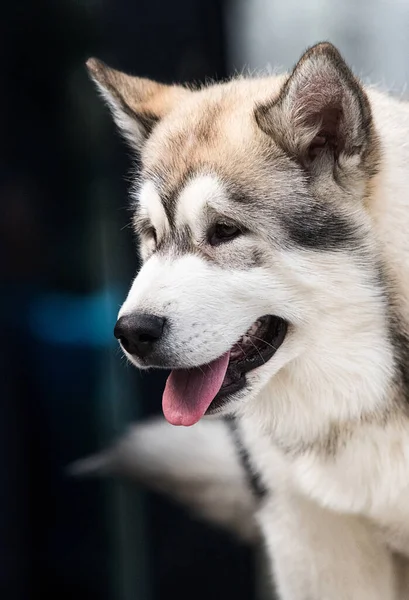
[{"left": 140, "top": 76, "right": 288, "bottom": 198}]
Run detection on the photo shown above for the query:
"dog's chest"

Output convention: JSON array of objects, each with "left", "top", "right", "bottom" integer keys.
[{"left": 240, "top": 413, "right": 409, "bottom": 557}]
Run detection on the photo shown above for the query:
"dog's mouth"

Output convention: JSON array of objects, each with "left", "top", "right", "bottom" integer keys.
[{"left": 162, "top": 315, "right": 288, "bottom": 426}]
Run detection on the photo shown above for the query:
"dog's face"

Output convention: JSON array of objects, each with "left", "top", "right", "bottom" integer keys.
[{"left": 88, "top": 43, "right": 383, "bottom": 426}]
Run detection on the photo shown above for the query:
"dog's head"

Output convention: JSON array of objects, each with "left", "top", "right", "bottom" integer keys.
[{"left": 88, "top": 43, "right": 387, "bottom": 427}]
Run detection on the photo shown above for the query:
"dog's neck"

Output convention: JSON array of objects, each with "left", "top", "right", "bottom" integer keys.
[{"left": 237, "top": 288, "right": 395, "bottom": 456}]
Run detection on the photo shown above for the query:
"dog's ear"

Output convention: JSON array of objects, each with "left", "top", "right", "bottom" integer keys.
[
  {"left": 255, "top": 43, "right": 373, "bottom": 172},
  {"left": 86, "top": 58, "right": 190, "bottom": 151}
]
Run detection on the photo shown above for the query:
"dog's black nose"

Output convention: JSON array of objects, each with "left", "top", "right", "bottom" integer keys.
[{"left": 114, "top": 313, "right": 166, "bottom": 358}]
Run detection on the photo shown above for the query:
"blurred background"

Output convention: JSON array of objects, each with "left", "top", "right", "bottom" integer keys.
[{"left": 2, "top": 0, "right": 409, "bottom": 599}]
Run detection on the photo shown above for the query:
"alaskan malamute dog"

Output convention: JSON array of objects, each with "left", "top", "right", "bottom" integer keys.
[{"left": 76, "top": 43, "right": 409, "bottom": 598}]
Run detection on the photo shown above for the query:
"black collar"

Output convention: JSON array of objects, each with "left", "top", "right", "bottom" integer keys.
[{"left": 224, "top": 417, "right": 267, "bottom": 500}]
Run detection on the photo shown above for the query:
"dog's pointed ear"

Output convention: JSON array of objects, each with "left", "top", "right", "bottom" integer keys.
[
  {"left": 255, "top": 43, "right": 373, "bottom": 172},
  {"left": 86, "top": 58, "right": 191, "bottom": 151}
]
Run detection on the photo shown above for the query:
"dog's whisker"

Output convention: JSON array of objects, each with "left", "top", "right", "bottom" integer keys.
[
  {"left": 247, "top": 337, "right": 266, "bottom": 364},
  {"left": 247, "top": 334, "right": 277, "bottom": 353},
  {"left": 219, "top": 332, "right": 248, "bottom": 359},
  {"left": 120, "top": 221, "right": 133, "bottom": 231}
]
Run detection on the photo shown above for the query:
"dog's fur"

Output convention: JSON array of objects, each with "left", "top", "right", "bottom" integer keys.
[{"left": 76, "top": 43, "right": 409, "bottom": 598}]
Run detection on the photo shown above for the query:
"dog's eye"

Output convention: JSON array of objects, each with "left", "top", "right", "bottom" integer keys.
[
  {"left": 147, "top": 227, "right": 157, "bottom": 244},
  {"left": 208, "top": 223, "right": 241, "bottom": 246}
]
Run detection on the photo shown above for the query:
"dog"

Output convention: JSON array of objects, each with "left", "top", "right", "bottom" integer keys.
[{"left": 73, "top": 42, "right": 409, "bottom": 598}]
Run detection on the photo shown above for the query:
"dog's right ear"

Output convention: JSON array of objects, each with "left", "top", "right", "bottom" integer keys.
[{"left": 86, "top": 58, "right": 190, "bottom": 152}]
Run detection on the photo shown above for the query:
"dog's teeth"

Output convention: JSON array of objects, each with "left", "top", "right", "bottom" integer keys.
[{"left": 234, "top": 319, "right": 264, "bottom": 355}]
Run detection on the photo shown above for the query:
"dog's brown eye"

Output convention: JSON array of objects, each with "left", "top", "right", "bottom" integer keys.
[{"left": 209, "top": 223, "right": 241, "bottom": 246}]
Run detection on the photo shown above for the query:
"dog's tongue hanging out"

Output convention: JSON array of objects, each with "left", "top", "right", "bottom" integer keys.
[{"left": 162, "top": 352, "right": 230, "bottom": 426}]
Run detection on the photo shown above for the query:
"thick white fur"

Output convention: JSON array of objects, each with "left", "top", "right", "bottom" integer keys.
[
  {"left": 175, "top": 175, "right": 224, "bottom": 227},
  {"left": 259, "top": 491, "right": 397, "bottom": 599},
  {"left": 82, "top": 56, "right": 409, "bottom": 599},
  {"left": 139, "top": 181, "right": 168, "bottom": 236}
]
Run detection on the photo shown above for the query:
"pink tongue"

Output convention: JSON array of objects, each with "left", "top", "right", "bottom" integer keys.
[{"left": 162, "top": 352, "right": 230, "bottom": 426}]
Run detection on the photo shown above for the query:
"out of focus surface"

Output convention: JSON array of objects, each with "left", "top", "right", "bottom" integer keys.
[{"left": 1, "top": 1, "right": 408, "bottom": 599}]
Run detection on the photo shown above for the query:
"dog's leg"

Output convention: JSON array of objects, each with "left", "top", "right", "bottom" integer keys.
[
  {"left": 259, "top": 490, "right": 396, "bottom": 600},
  {"left": 69, "top": 417, "right": 259, "bottom": 542}
]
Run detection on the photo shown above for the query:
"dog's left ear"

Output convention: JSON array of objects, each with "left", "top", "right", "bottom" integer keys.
[
  {"left": 255, "top": 43, "right": 373, "bottom": 171},
  {"left": 86, "top": 58, "right": 191, "bottom": 152}
]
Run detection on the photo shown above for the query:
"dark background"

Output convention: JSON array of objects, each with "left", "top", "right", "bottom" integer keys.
[{"left": 0, "top": 1, "right": 257, "bottom": 599}]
